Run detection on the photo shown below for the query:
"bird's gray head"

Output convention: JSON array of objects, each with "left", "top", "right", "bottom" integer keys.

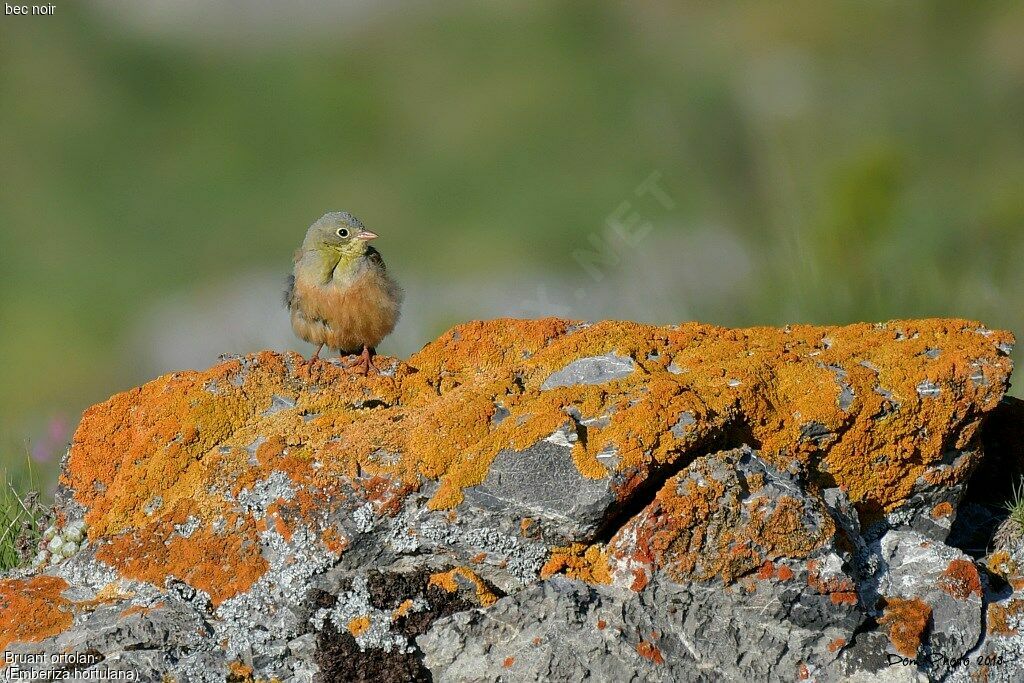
[{"left": 302, "top": 211, "right": 379, "bottom": 258}]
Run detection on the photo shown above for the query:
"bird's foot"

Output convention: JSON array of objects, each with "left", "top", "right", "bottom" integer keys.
[
  {"left": 335, "top": 347, "right": 380, "bottom": 375},
  {"left": 310, "top": 344, "right": 324, "bottom": 362},
  {"left": 352, "top": 346, "right": 381, "bottom": 376}
]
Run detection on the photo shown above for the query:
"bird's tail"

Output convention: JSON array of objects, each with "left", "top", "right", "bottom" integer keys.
[{"left": 283, "top": 275, "right": 295, "bottom": 308}]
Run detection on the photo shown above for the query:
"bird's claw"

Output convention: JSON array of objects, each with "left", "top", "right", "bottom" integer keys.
[{"left": 343, "top": 346, "right": 381, "bottom": 376}]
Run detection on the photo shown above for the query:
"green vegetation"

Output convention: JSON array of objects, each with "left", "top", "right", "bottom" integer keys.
[
  {"left": 0, "top": 455, "right": 51, "bottom": 571},
  {"left": 1004, "top": 478, "right": 1024, "bottom": 534},
  {"left": 1, "top": 1, "right": 1021, "bottom": 495}
]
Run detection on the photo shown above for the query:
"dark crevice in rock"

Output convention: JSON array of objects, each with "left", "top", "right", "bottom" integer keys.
[
  {"left": 351, "top": 399, "right": 391, "bottom": 410},
  {"left": 948, "top": 502, "right": 1005, "bottom": 558},
  {"left": 511, "top": 372, "right": 526, "bottom": 393},
  {"left": 591, "top": 419, "right": 760, "bottom": 545},
  {"left": 948, "top": 397, "right": 1024, "bottom": 558},
  {"left": 566, "top": 411, "right": 589, "bottom": 450},
  {"left": 851, "top": 614, "right": 879, "bottom": 641},
  {"left": 967, "top": 396, "right": 1024, "bottom": 506},
  {"left": 981, "top": 564, "right": 1012, "bottom": 598}
]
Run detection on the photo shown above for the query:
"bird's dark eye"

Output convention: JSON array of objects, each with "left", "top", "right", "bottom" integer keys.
[{"left": 337, "top": 228, "right": 350, "bottom": 238}]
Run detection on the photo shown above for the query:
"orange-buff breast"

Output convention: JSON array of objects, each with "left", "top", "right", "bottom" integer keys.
[{"left": 290, "top": 270, "right": 399, "bottom": 352}]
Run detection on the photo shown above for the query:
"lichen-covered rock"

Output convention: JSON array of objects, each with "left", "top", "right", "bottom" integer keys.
[
  {"left": 605, "top": 446, "right": 837, "bottom": 589},
  {"left": 0, "top": 318, "right": 1018, "bottom": 682},
  {"left": 859, "top": 530, "right": 984, "bottom": 676}
]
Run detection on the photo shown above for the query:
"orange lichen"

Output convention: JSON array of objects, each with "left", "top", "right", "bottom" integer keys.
[
  {"left": 519, "top": 518, "right": 535, "bottom": 537},
  {"left": 828, "top": 638, "right": 847, "bottom": 653},
  {"left": 988, "top": 605, "right": 1015, "bottom": 637},
  {"left": 636, "top": 640, "right": 665, "bottom": 664},
  {"left": 987, "top": 599, "right": 1024, "bottom": 637},
  {"left": 985, "top": 551, "right": 1019, "bottom": 584},
  {"left": 879, "top": 597, "right": 932, "bottom": 658},
  {"left": 930, "top": 502, "right": 954, "bottom": 519},
  {"left": 629, "top": 568, "right": 649, "bottom": 592},
  {"left": 570, "top": 440, "right": 610, "bottom": 481},
  {"left": 938, "top": 559, "right": 983, "bottom": 600},
  {"left": 606, "top": 453, "right": 835, "bottom": 586},
  {"left": 120, "top": 605, "right": 151, "bottom": 618},
  {"left": 392, "top": 599, "right": 416, "bottom": 621},
  {"left": 428, "top": 570, "right": 461, "bottom": 593},
  {"left": 777, "top": 565, "right": 795, "bottom": 581},
  {"left": 807, "top": 561, "right": 859, "bottom": 606},
  {"left": 321, "top": 527, "right": 350, "bottom": 556},
  {"left": 0, "top": 577, "right": 74, "bottom": 652},
  {"left": 541, "top": 544, "right": 612, "bottom": 584},
  {"left": 48, "top": 318, "right": 1010, "bottom": 612},
  {"left": 502, "top": 657, "right": 515, "bottom": 668},
  {"left": 265, "top": 500, "right": 294, "bottom": 542},
  {"left": 597, "top": 619, "right": 607, "bottom": 630},
  {"left": 97, "top": 519, "right": 268, "bottom": 607},
  {"left": 347, "top": 616, "right": 371, "bottom": 637},
  {"left": 227, "top": 660, "right": 255, "bottom": 682},
  {"left": 428, "top": 568, "right": 498, "bottom": 607},
  {"left": 831, "top": 592, "right": 858, "bottom": 607}
]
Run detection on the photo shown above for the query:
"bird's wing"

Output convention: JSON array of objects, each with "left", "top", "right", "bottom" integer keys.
[
  {"left": 283, "top": 274, "right": 295, "bottom": 308},
  {"left": 364, "top": 246, "right": 404, "bottom": 306},
  {"left": 365, "top": 246, "right": 387, "bottom": 272}
]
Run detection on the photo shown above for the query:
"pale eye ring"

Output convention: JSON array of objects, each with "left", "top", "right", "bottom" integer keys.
[{"left": 336, "top": 228, "right": 350, "bottom": 238}]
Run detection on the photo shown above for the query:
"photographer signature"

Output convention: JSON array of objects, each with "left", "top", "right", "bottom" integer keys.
[{"left": 887, "top": 647, "right": 1022, "bottom": 670}]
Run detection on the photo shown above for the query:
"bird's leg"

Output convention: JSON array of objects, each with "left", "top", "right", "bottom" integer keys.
[
  {"left": 310, "top": 344, "right": 324, "bottom": 362},
  {"left": 353, "top": 345, "right": 381, "bottom": 376}
]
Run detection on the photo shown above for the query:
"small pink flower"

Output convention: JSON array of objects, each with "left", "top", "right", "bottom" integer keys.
[{"left": 31, "top": 415, "right": 70, "bottom": 463}]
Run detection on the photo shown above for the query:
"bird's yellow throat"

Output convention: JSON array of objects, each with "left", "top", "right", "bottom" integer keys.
[{"left": 305, "top": 243, "right": 367, "bottom": 284}]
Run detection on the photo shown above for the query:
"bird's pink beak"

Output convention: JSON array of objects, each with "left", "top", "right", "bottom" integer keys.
[{"left": 356, "top": 229, "right": 378, "bottom": 241}]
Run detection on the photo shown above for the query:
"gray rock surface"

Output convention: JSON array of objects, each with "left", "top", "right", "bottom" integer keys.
[
  {"left": 463, "top": 429, "right": 618, "bottom": 542},
  {"left": 879, "top": 531, "right": 983, "bottom": 664},
  {"left": 419, "top": 574, "right": 861, "bottom": 683},
  {"left": 540, "top": 353, "right": 636, "bottom": 390}
]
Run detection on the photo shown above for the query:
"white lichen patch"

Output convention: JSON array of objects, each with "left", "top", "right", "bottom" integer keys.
[
  {"left": 385, "top": 503, "right": 425, "bottom": 554},
  {"left": 215, "top": 523, "right": 339, "bottom": 657},
  {"left": 311, "top": 575, "right": 413, "bottom": 653},
  {"left": 353, "top": 503, "right": 376, "bottom": 534},
  {"left": 234, "top": 471, "right": 296, "bottom": 519},
  {"left": 173, "top": 516, "right": 201, "bottom": 539},
  {"left": 419, "top": 517, "right": 548, "bottom": 583}
]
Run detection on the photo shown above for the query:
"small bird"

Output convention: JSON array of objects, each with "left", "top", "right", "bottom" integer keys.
[{"left": 285, "top": 212, "right": 403, "bottom": 374}]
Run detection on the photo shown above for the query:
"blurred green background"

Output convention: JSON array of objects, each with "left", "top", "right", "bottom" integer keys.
[{"left": 1, "top": 1, "right": 1022, "bottom": 491}]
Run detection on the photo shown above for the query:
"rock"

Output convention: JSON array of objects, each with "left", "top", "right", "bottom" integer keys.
[
  {"left": 871, "top": 531, "right": 984, "bottom": 674},
  {"left": 462, "top": 435, "right": 617, "bottom": 540},
  {"left": 419, "top": 570, "right": 862, "bottom": 683},
  {"left": 0, "top": 318, "right": 1017, "bottom": 682},
  {"left": 3, "top": 601, "right": 222, "bottom": 682},
  {"left": 604, "top": 447, "right": 837, "bottom": 588},
  {"left": 540, "top": 352, "right": 636, "bottom": 390}
]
